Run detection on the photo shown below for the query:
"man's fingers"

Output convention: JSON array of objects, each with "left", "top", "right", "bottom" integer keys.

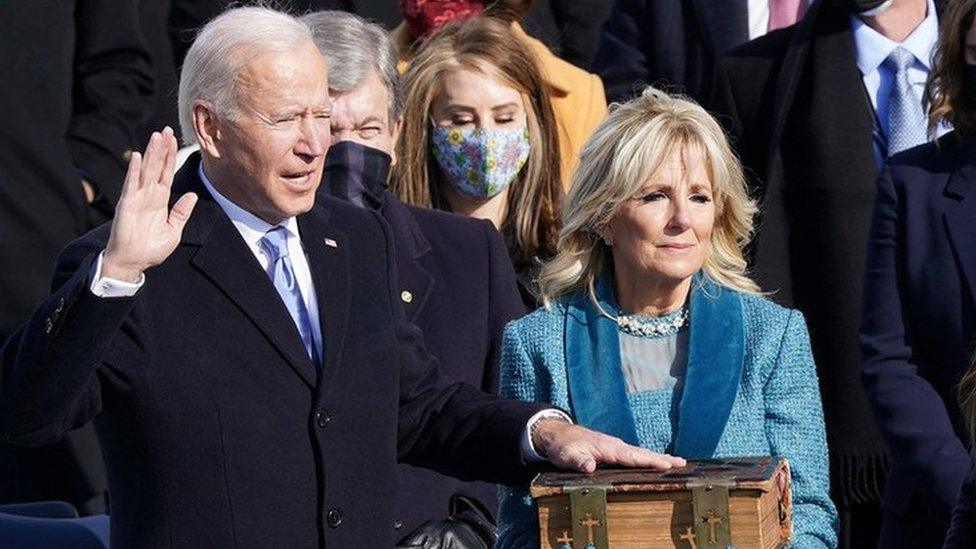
[
  {"left": 596, "top": 438, "right": 685, "bottom": 471},
  {"left": 160, "top": 127, "right": 178, "bottom": 189},
  {"left": 663, "top": 454, "right": 687, "bottom": 467},
  {"left": 140, "top": 132, "right": 163, "bottom": 188},
  {"left": 120, "top": 151, "right": 142, "bottom": 199},
  {"left": 554, "top": 445, "right": 598, "bottom": 473},
  {"left": 168, "top": 192, "right": 198, "bottom": 232}
]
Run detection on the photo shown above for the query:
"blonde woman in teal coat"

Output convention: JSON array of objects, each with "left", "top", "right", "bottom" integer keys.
[{"left": 496, "top": 88, "right": 838, "bottom": 548}]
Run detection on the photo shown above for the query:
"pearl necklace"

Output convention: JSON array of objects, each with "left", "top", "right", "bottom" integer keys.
[{"left": 616, "top": 307, "right": 689, "bottom": 338}]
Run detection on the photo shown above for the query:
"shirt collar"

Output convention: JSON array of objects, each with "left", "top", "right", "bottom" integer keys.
[
  {"left": 198, "top": 163, "right": 299, "bottom": 248},
  {"left": 851, "top": 0, "right": 939, "bottom": 76}
]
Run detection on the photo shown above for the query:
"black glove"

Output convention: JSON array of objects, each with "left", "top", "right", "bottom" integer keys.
[{"left": 395, "top": 494, "right": 498, "bottom": 549}]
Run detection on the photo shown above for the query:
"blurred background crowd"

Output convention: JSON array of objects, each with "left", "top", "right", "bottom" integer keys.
[{"left": 2, "top": 0, "right": 975, "bottom": 547}]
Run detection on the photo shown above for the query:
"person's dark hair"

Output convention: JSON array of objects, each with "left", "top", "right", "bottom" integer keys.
[{"left": 925, "top": 0, "right": 976, "bottom": 136}]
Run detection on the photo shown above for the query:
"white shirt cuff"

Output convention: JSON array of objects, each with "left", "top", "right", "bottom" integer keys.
[
  {"left": 521, "top": 409, "right": 573, "bottom": 462},
  {"left": 89, "top": 251, "right": 145, "bottom": 298}
]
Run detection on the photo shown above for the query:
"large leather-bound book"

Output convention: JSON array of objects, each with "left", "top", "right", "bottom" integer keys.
[{"left": 529, "top": 456, "right": 793, "bottom": 549}]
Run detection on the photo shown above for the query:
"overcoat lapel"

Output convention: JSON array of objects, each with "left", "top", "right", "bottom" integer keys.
[
  {"left": 381, "top": 196, "right": 434, "bottom": 322},
  {"left": 298, "top": 204, "right": 350, "bottom": 393},
  {"left": 768, "top": 1, "right": 820, "bottom": 158},
  {"left": 673, "top": 277, "right": 745, "bottom": 458},
  {"left": 562, "top": 274, "right": 745, "bottom": 457},
  {"left": 174, "top": 155, "right": 317, "bottom": 388},
  {"left": 188, "top": 201, "right": 318, "bottom": 388},
  {"left": 563, "top": 277, "right": 640, "bottom": 446},
  {"left": 944, "top": 159, "right": 976, "bottom": 308}
]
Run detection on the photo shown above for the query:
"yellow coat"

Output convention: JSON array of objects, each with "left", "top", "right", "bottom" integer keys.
[{"left": 393, "top": 22, "right": 607, "bottom": 191}]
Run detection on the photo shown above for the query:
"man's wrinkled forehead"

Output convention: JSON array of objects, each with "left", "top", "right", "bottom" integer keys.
[
  {"left": 233, "top": 42, "right": 330, "bottom": 112},
  {"left": 330, "top": 69, "right": 397, "bottom": 130}
]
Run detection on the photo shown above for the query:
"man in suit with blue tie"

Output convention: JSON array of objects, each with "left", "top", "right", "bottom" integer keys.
[{"left": 0, "top": 7, "right": 684, "bottom": 548}]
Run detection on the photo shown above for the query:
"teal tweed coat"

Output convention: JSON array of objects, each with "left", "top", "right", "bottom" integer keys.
[{"left": 497, "top": 276, "right": 839, "bottom": 548}]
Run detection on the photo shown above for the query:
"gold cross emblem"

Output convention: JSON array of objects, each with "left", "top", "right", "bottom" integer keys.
[
  {"left": 703, "top": 510, "right": 725, "bottom": 543},
  {"left": 679, "top": 526, "right": 698, "bottom": 549},
  {"left": 578, "top": 513, "right": 602, "bottom": 545},
  {"left": 556, "top": 530, "right": 573, "bottom": 545}
]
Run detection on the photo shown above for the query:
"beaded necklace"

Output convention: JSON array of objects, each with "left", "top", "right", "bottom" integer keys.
[{"left": 615, "top": 306, "right": 689, "bottom": 338}]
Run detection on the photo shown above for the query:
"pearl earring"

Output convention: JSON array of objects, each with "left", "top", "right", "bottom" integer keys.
[{"left": 602, "top": 234, "right": 614, "bottom": 246}]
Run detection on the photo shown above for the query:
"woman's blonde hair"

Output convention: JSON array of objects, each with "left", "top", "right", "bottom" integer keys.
[
  {"left": 958, "top": 349, "right": 976, "bottom": 442},
  {"left": 538, "top": 87, "right": 759, "bottom": 308},
  {"left": 925, "top": 0, "right": 976, "bottom": 137},
  {"left": 392, "top": 16, "right": 563, "bottom": 266}
]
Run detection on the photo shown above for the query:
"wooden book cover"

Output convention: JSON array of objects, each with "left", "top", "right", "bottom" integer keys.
[{"left": 530, "top": 456, "right": 792, "bottom": 549}]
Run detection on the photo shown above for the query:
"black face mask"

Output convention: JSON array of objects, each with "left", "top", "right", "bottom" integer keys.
[
  {"left": 828, "top": 0, "right": 891, "bottom": 14},
  {"left": 322, "top": 140, "right": 393, "bottom": 210}
]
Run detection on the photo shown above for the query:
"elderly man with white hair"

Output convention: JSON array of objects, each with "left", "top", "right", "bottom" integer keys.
[{"left": 0, "top": 7, "right": 684, "bottom": 548}]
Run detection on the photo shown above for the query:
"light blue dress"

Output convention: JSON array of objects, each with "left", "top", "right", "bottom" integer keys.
[{"left": 497, "top": 274, "right": 838, "bottom": 548}]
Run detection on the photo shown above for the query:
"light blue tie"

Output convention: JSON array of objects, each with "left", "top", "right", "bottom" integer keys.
[
  {"left": 883, "top": 47, "right": 928, "bottom": 156},
  {"left": 261, "top": 226, "right": 320, "bottom": 368}
]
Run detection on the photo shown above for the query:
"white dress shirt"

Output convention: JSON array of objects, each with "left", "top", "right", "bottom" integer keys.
[{"left": 851, "top": 0, "right": 944, "bottom": 163}]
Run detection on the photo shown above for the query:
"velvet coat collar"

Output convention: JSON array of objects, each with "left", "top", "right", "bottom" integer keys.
[{"left": 563, "top": 272, "right": 745, "bottom": 458}]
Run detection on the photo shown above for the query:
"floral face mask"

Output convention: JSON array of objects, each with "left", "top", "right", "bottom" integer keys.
[{"left": 430, "top": 125, "right": 530, "bottom": 199}]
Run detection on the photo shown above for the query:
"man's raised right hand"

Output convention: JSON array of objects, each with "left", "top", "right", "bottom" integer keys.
[{"left": 101, "top": 127, "right": 198, "bottom": 283}]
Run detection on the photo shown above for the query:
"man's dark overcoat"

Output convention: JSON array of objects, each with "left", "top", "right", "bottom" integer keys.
[{"left": 0, "top": 154, "right": 544, "bottom": 548}]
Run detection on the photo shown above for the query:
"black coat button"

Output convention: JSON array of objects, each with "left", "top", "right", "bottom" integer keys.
[
  {"left": 315, "top": 409, "right": 332, "bottom": 428},
  {"left": 326, "top": 508, "right": 343, "bottom": 528}
]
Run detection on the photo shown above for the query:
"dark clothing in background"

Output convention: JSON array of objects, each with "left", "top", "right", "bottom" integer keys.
[
  {"left": 0, "top": 154, "right": 545, "bottom": 548},
  {"left": 709, "top": 1, "right": 894, "bottom": 545},
  {"left": 321, "top": 142, "right": 526, "bottom": 534},
  {"left": 524, "top": 0, "right": 615, "bottom": 70},
  {"left": 0, "top": 0, "right": 154, "bottom": 513},
  {"left": 139, "top": 0, "right": 180, "bottom": 143},
  {"left": 860, "top": 134, "right": 976, "bottom": 548},
  {"left": 595, "top": 0, "right": 749, "bottom": 103},
  {"left": 169, "top": 0, "right": 401, "bottom": 70}
]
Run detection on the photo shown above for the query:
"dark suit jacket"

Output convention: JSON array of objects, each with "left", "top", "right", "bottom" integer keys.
[
  {"left": 594, "top": 0, "right": 749, "bottom": 102},
  {"left": 348, "top": 191, "right": 525, "bottom": 532},
  {"left": 0, "top": 0, "right": 154, "bottom": 512},
  {"left": 0, "top": 155, "right": 544, "bottom": 548},
  {"left": 860, "top": 134, "right": 976, "bottom": 545},
  {"left": 944, "top": 449, "right": 976, "bottom": 549},
  {"left": 710, "top": 0, "right": 891, "bottom": 507},
  {"left": 321, "top": 141, "right": 525, "bottom": 530}
]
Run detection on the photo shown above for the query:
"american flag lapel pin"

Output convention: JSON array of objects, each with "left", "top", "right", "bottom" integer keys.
[{"left": 324, "top": 237, "right": 338, "bottom": 248}]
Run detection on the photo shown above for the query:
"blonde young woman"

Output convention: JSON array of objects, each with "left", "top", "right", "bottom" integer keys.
[
  {"left": 393, "top": 16, "right": 563, "bottom": 308},
  {"left": 497, "top": 88, "right": 838, "bottom": 548}
]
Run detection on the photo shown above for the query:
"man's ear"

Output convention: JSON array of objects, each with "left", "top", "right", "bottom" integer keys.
[
  {"left": 193, "top": 100, "right": 223, "bottom": 158},
  {"left": 389, "top": 116, "right": 403, "bottom": 167}
]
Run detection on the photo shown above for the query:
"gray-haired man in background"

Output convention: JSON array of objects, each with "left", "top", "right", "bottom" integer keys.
[{"left": 302, "top": 11, "right": 526, "bottom": 546}]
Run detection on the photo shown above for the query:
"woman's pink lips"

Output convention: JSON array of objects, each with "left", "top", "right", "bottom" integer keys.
[{"left": 657, "top": 243, "right": 695, "bottom": 250}]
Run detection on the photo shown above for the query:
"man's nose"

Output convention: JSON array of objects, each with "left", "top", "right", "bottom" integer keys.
[{"left": 297, "top": 117, "right": 327, "bottom": 157}]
